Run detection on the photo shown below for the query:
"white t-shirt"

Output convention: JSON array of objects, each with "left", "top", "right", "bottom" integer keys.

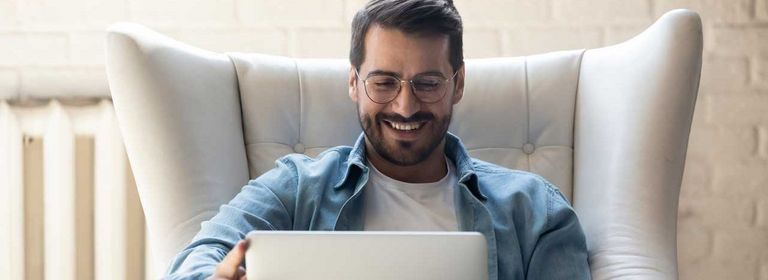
[{"left": 362, "top": 157, "right": 458, "bottom": 231}]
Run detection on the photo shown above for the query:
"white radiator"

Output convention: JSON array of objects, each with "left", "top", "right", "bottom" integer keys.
[{"left": 0, "top": 100, "right": 157, "bottom": 280}]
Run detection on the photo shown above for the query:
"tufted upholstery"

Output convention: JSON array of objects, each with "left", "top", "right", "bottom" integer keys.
[{"left": 106, "top": 9, "right": 702, "bottom": 279}]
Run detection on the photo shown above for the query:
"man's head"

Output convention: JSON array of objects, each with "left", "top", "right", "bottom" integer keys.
[
  {"left": 348, "top": 0, "right": 465, "bottom": 167},
  {"left": 350, "top": 0, "right": 464, "bottom": 73}
]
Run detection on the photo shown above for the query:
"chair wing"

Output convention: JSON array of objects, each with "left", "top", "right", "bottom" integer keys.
[{"left": 574, "top": 9, "right": 702, "bottom": 279}]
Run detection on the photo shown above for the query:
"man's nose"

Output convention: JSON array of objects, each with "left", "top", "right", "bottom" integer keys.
[{"left": 389, "top": 82, "right": 421, "bottom": 118}]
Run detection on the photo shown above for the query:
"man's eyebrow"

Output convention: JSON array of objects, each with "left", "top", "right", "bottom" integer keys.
[
  {"left": 367, "top": 69, "right": 401, "bottom": 78},
  {"left": 366, "top": 69, "right": 447, "bottom": 78}
]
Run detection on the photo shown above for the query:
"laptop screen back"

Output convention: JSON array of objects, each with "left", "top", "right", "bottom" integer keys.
[{"left": 245, "top": 231, "right": 488, "bottom": 280}]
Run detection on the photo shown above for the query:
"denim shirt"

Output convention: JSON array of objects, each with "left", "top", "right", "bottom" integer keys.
[{"left": 166, "top": 133, "right": 591, "bottom": 279}]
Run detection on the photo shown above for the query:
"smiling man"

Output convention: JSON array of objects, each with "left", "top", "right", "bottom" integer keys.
[{"left": 165, "top": 0, "right": 591, "bottom": 279}]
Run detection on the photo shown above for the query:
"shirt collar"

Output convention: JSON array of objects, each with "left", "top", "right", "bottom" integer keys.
[{"left": 333, "top": 132, "right": 487, "bottom": 201}]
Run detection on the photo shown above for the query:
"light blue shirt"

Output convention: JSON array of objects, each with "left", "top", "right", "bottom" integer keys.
[{"left": 166, "top": 133, "right": 591, "bottom": 279}]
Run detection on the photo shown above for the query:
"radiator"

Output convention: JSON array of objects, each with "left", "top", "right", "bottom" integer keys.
[{"left": 0, "top": 99, "right": 157, "bottom": 280}]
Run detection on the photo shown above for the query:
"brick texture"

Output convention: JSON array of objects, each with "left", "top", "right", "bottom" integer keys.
[
  {"left": 711, "top": 27, "right": 768, "bottom": 55},
  {"left": 292, "top": 29, "right": 350, "bottom": 58},
  {"left": 17, "top": 0, "right": 127, "bottom": 30},
  {"left": 758, "top": 199, "right": 768, "bottom": 227},
  {"left": 654, "top": 0, "right": 754, "bottom": 23},
  {"left": 0, "top": 0, "right": 16, "bottom": 30},
  {"left": 344, "top": 0, "right": 369, "bottom": 22},
  {"left": 679, "top": 196, "right": 755, "bottom": 229},
  {"left": 762, "top": 263, "right": 768, "bottom": 280},
  {"left": 684, "top": 121, "right": 757, "bottom": 162},
  {"left": 676, "top": 216, "right": 712, "bottom": 262},
  {"left": 129, "top": 0, "right": 237, "bottom": 28},
  {"left": 503, "top": 26, "right": 603, "bottom": 56},
  {"left": 699, "top": 55, "right": 749, "bottom": 95},
  {"left": 464, "top": 29, "right": 503, "bottom": 58},
  {"left": 708, "top": 94, "right": 768, "bottom": 125},
  {"left": 0, "top": 33, "right": 69, "bottom": 66},
  {"left": 69, "top": 32, "right": 107, "bottom": 66},
  {"left": 711, "top": 229, "right": 768, "bottom": 274},
  {"left": 454, "top": 0, "right": 549, "bottom": 27},
  {"left": 760, "top": 126, "right": 768, "bottom": 160},
  {"left": 20, "top": 67, "right": 109, "bottom": 98},
  {"left": 713, "top": 163, "right": 768, "bottom": 195},
  {"left": 0, "top": 1, "right": 766, "bottom": 279},
  {"left": 679, "top": 154, "right": 714, "bottom": 196},
  {"left": 756, "top": 55, "right": 768, "bottom": 89},
  {"left": 238, "top": 0, "right": 345, "bottom": 27},
  {"left": 759, "top": 0, "right": 768, "bottom": 21},
  {"left": 553, "top": 0, "right": 651, "bottom": 23}
]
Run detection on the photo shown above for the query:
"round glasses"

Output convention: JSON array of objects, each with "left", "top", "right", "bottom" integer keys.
[{"left": 354, "top": 68, "right": 459, "bottom": 104}]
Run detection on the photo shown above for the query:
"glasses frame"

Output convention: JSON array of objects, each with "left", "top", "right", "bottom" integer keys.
[{"left": 354, "top": 68, "right": 460, "bottom": 104}]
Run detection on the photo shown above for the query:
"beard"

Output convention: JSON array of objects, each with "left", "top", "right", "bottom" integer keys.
[{"left": 358, "top": 108, "right": 452, "bottom": 166}]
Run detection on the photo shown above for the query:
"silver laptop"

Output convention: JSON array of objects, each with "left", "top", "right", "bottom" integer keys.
[{"left": 245, "top": 231, "right": 488, "bottom": 280}]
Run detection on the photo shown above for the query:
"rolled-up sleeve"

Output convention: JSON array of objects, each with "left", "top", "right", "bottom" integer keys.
[{"left": 164, "top": 158, "right": 298, "bottom": 279}]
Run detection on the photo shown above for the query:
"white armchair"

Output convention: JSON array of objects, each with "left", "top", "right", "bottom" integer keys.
[{"left": 106, "top": 9, "right": 702, "bottom": 279}]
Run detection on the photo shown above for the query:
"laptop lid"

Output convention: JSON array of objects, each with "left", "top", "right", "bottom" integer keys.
[{"left": 245, "top": 231, "right": 488, "bottom": 280}]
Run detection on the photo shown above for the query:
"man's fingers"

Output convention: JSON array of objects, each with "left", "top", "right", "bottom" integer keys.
[
  {"left": 237, "top": 267, "right": 247, "bottom": 280},
  {"left": 214, "top": 239, "right": 250, "bottom": 278}
]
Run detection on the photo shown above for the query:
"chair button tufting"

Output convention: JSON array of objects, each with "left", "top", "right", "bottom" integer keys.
[
  {"left": 293, "top": 143, "right": 305, "bottom": 153},
  {"left": 522, "top": 143, "right": 535, "bottom": 155}
]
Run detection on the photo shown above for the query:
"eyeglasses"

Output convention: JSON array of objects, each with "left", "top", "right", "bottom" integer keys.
[{"left": 354, "top": 68, "right": 459, "bottom": 104}]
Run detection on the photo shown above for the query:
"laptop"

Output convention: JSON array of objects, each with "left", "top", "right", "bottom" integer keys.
[{"left": 245, "top": 231, "right": 488, "bottom": 280}]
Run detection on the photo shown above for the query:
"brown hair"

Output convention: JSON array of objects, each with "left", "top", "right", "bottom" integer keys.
[{"left": 350, "top": 0, "right": 464, "bottom": 72}]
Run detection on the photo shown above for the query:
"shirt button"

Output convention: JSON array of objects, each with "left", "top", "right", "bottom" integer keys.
[
  {"left": 522, "top": 143, "right": 535, "bottom": 155},
  {"left": 293, "top": 143, "right": 305, "bottom": 153}
]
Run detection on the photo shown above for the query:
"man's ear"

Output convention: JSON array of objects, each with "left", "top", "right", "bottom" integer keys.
[
  {"left": 348, "top": 66, "right": 359, "bottom": 103},
  {"left": 452, "top": 64, "right": 465, "bottom": 105}
]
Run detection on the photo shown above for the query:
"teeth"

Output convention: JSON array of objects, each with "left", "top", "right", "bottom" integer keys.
[{"left": 389, "top": 121, "right": 422, "bottom": 131}]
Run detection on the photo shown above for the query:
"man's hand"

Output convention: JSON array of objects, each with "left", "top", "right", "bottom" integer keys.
[{"left": 209, "top": 239, "right": 249, "bottom": 280}]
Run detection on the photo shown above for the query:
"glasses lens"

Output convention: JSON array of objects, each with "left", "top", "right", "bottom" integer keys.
[
  {"left": 366, "top": 76, "right": 400, "bottom": 103},
  {"left": 412, "top": 76, "right": 446, "bottom": 103}
]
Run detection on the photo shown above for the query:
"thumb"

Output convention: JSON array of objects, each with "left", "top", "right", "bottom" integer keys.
[{"left": 214, "top": 239, "right": 250, "bottom": 278}]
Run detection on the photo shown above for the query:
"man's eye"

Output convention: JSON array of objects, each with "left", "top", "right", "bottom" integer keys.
[
  {"left": 414, "top": 80, "right": 440, "bottom": 91},
  {"left": 370, "top": 78, "right": 398, "bottom": 89}
]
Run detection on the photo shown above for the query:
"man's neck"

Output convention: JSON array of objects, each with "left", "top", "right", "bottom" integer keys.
[{"left": 365, "top": 140, "right": 448, "bottom": 184}]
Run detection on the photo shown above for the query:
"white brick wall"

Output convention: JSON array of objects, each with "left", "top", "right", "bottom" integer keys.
[
  {"left": 503, "top": 26, "right": 604, "bottom": 55},
  {"left": 16, "top": 0, "right": 127, "bottom": 30},
  {"left": 0, "top": 0, "right": 766, "bottom": 279},
  {"left": 455, "top": 0, "right": 549, "bottom": 26},
  {"left": 463, "top": 28, "right": 502, "bottom": 58},
  {"left": 129, "top": 0, "right": 236, "bottom": 28},
  {"left": 760, "top": 0, "right": 768, "bottom": 20},
  {"left": 0, "top": 34, "right": 69, "bottom": 66},
  {"left": 756, "top": 55, "right": 768, "bottom": 88},
  {"left": 238, "top": 0, "right": 346, "bottom": 27},
  {"left": 552, "top": 0, "right": 651, "bottom": 23},
  {"left": 292, "top": 28, "right": 350, "bottom": 58},
  {"left": 20, "top": 67, "right": 109, "bottom": 99},
  {"left": 69, "top": 32, "right": 109, "bottom": 66},
  {"left": 654, "top": 0, "right": 754, "bottom": 23},
  {"left": 0, "top": 0, "right": 17, "bottom": 30}
]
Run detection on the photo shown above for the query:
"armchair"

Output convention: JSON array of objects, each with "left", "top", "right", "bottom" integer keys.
[{"left": 106, "top": 9, "right": 702, "bottom": 279}]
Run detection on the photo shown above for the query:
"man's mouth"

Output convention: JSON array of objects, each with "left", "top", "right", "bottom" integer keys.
[{"left": 383, "top": 119, "right": 427, "bottom": 131}]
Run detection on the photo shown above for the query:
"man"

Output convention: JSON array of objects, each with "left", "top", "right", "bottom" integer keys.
[{"left": 166, "top": 0, "right": 591, "bottom": 279}]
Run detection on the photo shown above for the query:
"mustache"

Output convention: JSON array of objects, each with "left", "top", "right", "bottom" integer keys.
[{"left": 376, "top": 112, "right": 435, "bottom": 123}]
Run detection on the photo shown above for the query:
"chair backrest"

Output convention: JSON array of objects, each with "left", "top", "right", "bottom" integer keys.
[{"left": 106, "top": 9, "right": 701, "bottom": 279}]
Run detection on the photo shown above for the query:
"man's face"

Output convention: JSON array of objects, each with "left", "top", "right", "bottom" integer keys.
[{"left": 348, "top": 24, "right": 464, "bottom": 166}]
